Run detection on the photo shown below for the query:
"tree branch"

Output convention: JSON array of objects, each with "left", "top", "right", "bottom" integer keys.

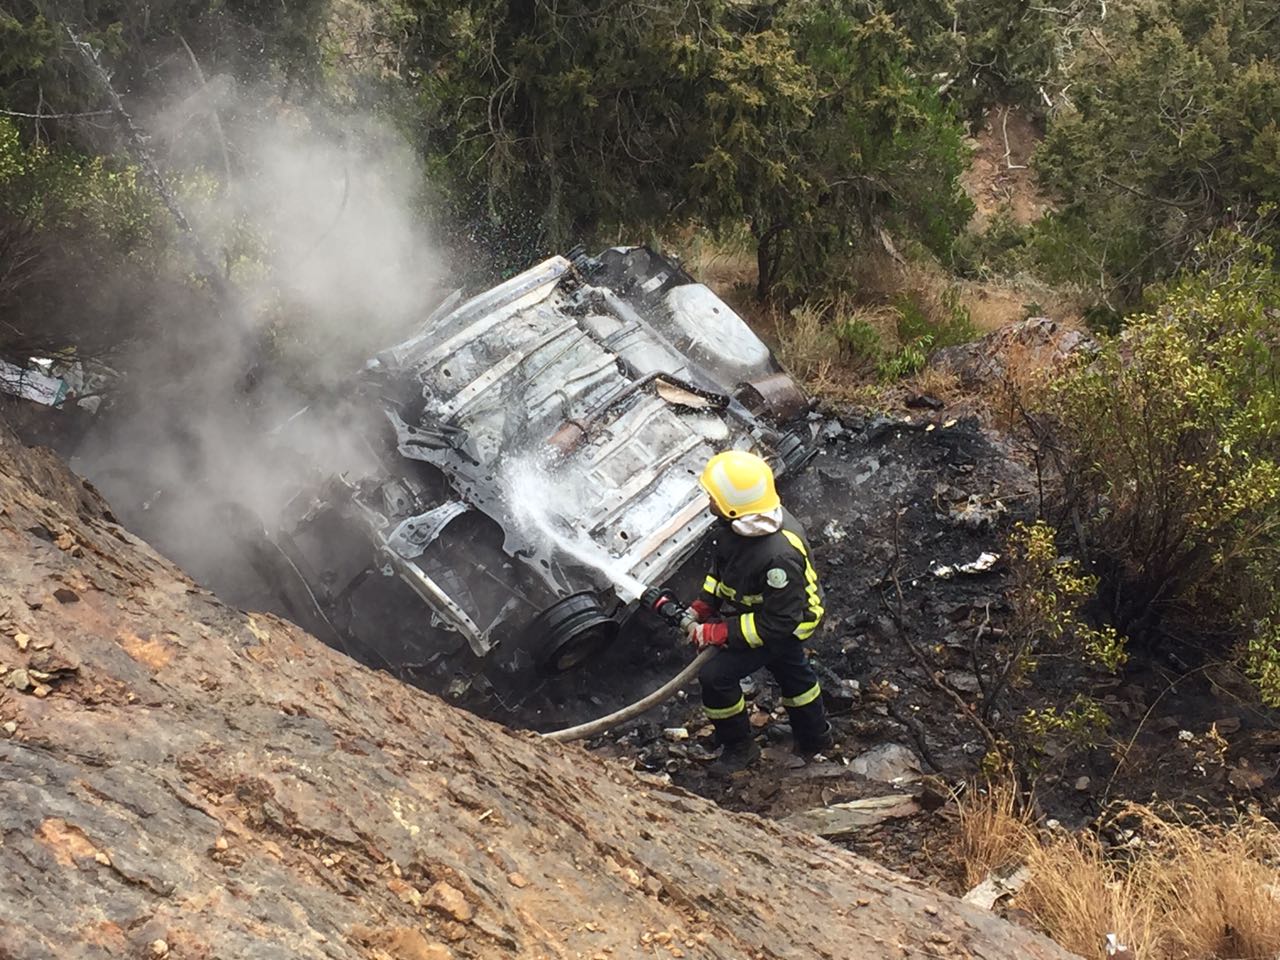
[{"left": 0, "top": 108, "right": 113, "bottom": 119}]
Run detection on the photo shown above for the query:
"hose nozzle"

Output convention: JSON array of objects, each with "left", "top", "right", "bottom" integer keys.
[{"left": 640, "top": 586, "right": 688, "bottom": 628}]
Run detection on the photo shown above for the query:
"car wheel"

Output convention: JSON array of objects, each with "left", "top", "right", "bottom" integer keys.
[{"left": 530, "top": 592, "right": 620, "bottom": 673}]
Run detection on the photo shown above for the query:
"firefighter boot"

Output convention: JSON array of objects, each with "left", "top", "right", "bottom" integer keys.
[
  {"left": 708, "top": 711, "right": 759, "bottom": 776},
  {"left": 709, "top": 737, "right": 761, "bottom": 777},
  {"left": 788, "top": 701, "right": 834, "bottom": 757}
]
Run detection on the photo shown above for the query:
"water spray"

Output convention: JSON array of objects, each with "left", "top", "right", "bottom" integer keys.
[{"left": 502, "top": 456, "right": 648, "bottom": 601}]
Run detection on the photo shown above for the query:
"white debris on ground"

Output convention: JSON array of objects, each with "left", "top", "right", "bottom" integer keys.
[{"left": 931, "top": 552, "right": 1000, "bottom": 579}]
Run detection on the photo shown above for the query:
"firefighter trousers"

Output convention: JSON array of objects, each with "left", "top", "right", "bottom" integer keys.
[{"left": 699, "top": 641, "right": 828, "bottom": 747}]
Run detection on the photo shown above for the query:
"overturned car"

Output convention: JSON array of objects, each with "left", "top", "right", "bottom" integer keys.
[{"left": 269, "top": 247, "right": 813, "bottom": 703}]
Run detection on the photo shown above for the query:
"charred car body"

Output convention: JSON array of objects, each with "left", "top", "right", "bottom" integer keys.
[{"left": 270, "top": 247, "right": 813, "bottom": 703}]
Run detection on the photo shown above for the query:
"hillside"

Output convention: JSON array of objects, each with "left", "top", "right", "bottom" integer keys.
[{"left": 0, "top": 422, "right": 1084, "bottom": 959}]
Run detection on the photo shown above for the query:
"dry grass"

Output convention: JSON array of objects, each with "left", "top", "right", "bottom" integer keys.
[
  {"left": 901, "top": 366, "right": 963, "bottom": 404},
  {"left": 954, "top": 778, "right": 1036, "bottom": 889},
  {"left": 770, "top": 298, "right": 899, "bottom": 402},
  {"left": 956, "top": 786, "right": 1280, "bottom": 960}
]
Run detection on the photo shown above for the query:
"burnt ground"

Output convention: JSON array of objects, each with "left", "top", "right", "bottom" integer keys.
[{"left": 553, "top": 405, "right": 1280, "bottom": 892}]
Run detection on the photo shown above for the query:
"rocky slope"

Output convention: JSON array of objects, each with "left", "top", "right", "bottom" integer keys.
[{"left": 0, "top": 421, "right": 1079, "bottom": 960}]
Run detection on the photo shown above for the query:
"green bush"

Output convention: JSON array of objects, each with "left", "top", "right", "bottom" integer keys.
[
  {"left": 952, "top": 209, "right": 1032, "bottom": 280},
  {"left": 1051, "top": 236, "right": 1280, "bottom": 703},
  {"left": 833, "top": 315, "right": 882, "bottom": 369},
  {"left": 1033, "top": 3, "right": 1280, "bottom": 307}
]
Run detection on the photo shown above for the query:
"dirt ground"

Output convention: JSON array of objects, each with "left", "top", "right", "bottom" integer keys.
[{"left": 959, "top": 105, "right": 1049, "bottom": 232}]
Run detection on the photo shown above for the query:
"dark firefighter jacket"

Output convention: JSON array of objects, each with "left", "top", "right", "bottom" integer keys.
[{"left": 697, "top": 508, "right": 825, "bottom": 650}]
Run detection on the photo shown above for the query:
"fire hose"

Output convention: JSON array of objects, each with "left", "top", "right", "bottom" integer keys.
[{"left": 543, "top": 588, "right": 717, "bottom": 743}]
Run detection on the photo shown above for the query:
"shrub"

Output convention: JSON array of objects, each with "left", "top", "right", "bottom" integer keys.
[
  {"left": 1050, "top": 237, "right": 1280, "bottom": 703},
  {"left": 977, "top": 521, "right": 1125, "bottom": 745},
  {"left": 874, "top": 287, "right": 977, "bottom": 380},
  {"left": 952, "top": 209, "right": 1032, "bottom": 280}
]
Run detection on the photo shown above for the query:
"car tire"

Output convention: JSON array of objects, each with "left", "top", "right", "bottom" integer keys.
[{"left": 530, "top": 593, "right": 620, "bottom": 673}]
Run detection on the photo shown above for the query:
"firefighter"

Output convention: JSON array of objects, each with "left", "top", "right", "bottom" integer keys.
[{"left": 683, "top": 449, "right": 832, "bottom": 773}]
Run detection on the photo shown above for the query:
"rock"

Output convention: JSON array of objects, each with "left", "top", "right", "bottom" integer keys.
[
  {"left": 1074, "top": 776, "right": 1091, "bottom": 792},
  {"left": 8, "top": 668, "right": 30, "bottom": 692},
  {"left": 506, "top": 872, "right": 529, "bottom": 888},
  {"left": 14, "top": 633, "right": 28, "bottom": 651},
  {"left": 150, "top": 940, "right": 169, "bottom": 958},
  {"left": 945, "top": 671, "right": 981, "bottom": 695},
  {"left": 784, "top": 795, "right": 922, "bottom": 839},
  {"left": 2, "top": 721, "right": 15, "bottom": 736},
  {"left": 662, "top": 727, "right": 689, "bottom": 742},
  {"left": 52, "top": 587, "right": 79, "bottom": 604},
  {"left": 427, "top": 881, "right": 473, "bottom": 923},
  {"left": 929, "top": 316, "right": 1098, "bottom": 389},
  {"left": 849, "top": 744, "right": 923, "bottom": 784},
  {"left": 820, "top": 675, "right": 860, "bottom": 709},
  {"left": 1212, "top": 717, "right": 1242, "bottom": 735},
  {"left": 0, "top": 419, "right": 1080, "bottom": 960},
  {"left": 1227, "top": 767, "right": 1266, "bottom": 791},
  {"left": 354, "top": 926, "right": 453, "bottom": 960}
]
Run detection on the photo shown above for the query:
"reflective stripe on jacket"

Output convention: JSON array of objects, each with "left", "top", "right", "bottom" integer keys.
[{"left": 698, "top": 508, "right": 825, "bottom": 649}]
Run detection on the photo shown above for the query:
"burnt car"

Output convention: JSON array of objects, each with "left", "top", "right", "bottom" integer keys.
[{"left": 269, "top": 246, "right": 813, "bottom": 703}]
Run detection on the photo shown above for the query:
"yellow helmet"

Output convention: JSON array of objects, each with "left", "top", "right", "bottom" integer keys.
[{"left": 699, "top": 450, "right": 780, "bottom": 518}]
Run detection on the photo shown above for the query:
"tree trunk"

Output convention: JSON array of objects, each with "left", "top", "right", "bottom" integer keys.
[{"left": 754, "top": 222, "right": 786, "bottom": 301}]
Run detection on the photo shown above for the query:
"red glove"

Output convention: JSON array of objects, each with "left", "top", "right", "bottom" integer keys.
[
  {"left": 687, "top": 599, "right": 716, "bottom": 623},
  {"left": 686, "top": 620, "right": 728, "bottom": 648}
]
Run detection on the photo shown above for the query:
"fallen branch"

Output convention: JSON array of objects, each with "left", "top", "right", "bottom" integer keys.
[
  {"left": 1001, "top": 108, "right": 1027, "bottom": 171},
  {"left": 887, "top": 702, "right": 945, "bottom": 773},
  {"left": 969, "top": 601, "right": 993, "bottom": 704},
  {"left": 177, "top": 33, "right": 233, "bottom": 188}
]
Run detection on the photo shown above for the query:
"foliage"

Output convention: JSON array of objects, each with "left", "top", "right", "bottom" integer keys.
[
  {"left": 874, "top": 286, "right": 976, "bottom": 379},
  {"left": 399, "top": 0, "right": 972, "bottom": 301},
  {"left": 1034, "top": 0, "right": 1280, "bottom": 306},
  {"left": 883, "top": 0, "right": 1104, "bottom": 119},
  {"left": 0, "top": 117, "right": 170, "bottom": 354},
  {"left": 951, "top": 208, "right": 1033, "bottom": 280},
  {"left": 774, "top": 284, "right": 977, "bottom": 386},
  {"left": 1021, "top": 695, "right": 1111, "bottom": 754},
  {"left": 0, "top": 0, "right": 329, "bottom": 122},
  {"left": 1003, "top": 520, "right": 1127, "bottom": 688},
  {"left": 1050, "top": 237, "right": 1280, "bottom": 703}
]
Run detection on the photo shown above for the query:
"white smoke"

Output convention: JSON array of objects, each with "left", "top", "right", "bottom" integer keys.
[{"left": 72, "top": 84, "right": 449, "bottom": 600}]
